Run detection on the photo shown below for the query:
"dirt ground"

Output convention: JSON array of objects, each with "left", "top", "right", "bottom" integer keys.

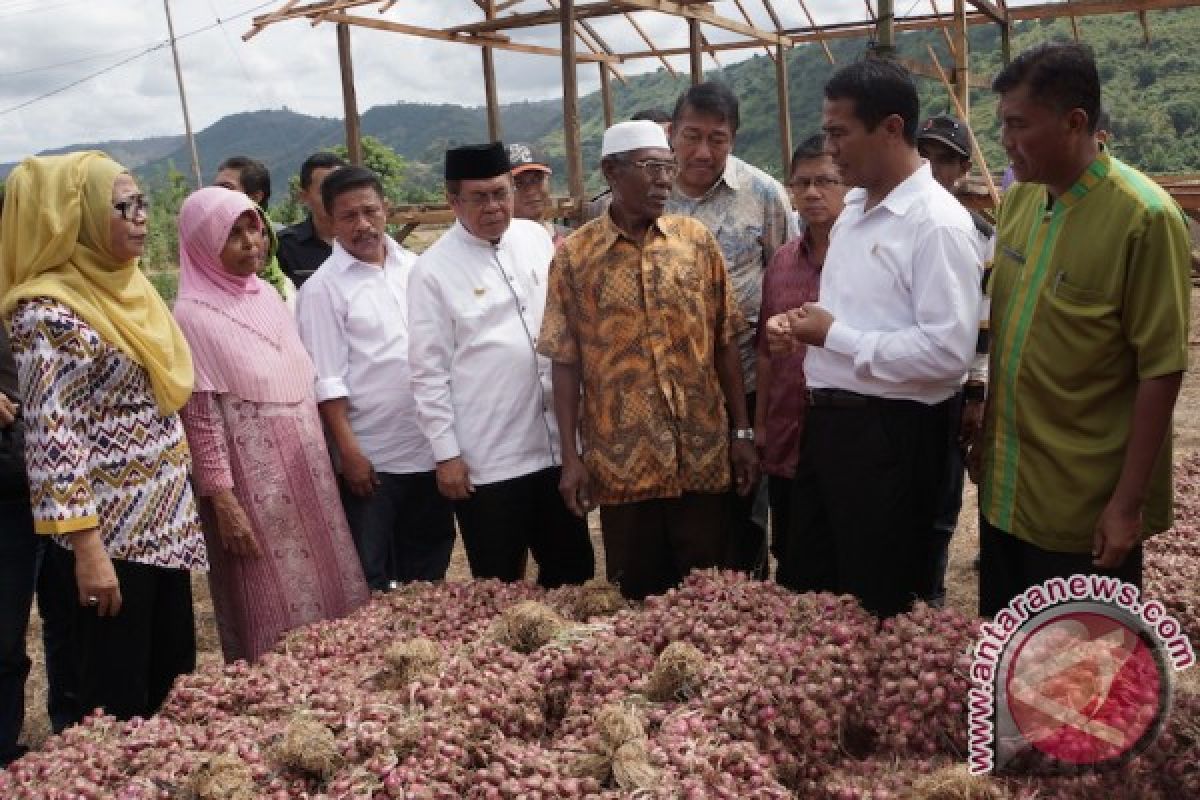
[{"left": 17, "top": 288, "right": 1200, "bottom": 752}]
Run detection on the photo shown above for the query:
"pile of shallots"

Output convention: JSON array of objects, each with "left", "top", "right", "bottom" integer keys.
[{"left": 1, "top": 455, "right": 1197, "bottom": 799}]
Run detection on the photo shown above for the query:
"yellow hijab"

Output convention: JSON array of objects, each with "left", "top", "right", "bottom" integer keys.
[{"left": 0, "top": 151, "right": 193, "bottom": 414}]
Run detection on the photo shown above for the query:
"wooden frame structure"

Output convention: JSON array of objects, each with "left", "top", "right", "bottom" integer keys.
[{"left": 244, "top": 0, "right": 1200, "bottom": 227}]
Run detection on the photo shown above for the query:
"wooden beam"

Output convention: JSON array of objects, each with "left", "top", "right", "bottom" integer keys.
[
  {"left": 243, "top": 0, "right": 302, "bottom": 40},
  {"left": 689, "top": 17, "right": 704, "bottom": 83},
  {"left": 775, "top": 40, "right": 792, "bottom": 178},
  {"left": 928, "top": 0, "right": 961, "bottom": 62},
  {"left": 965, "top": 0, "right": 1005, "bottom": 24},
  {"left": 544, "top": 0, "right": 631, "bottom": 85},
  {"left": 952, "top": 0, "right": 969, "bottom": 116},
  {"left": 623, "top": 10, "right": 678, "bottom": 77},
  {"left": 926, "top": 44, "right": 998, "bottom": 206},
  {"left": 599, "top": 62, "right": 615, "bottom": 128},
  {"left": 1067, "top": 0, "right": 1082, "bottom": 40},
  {"left": 795, "top": 0, "right": 835, "bottom": 64},
  {"left": 561, "top": 0, "right": 585, "bottom": 203},
  {"left": 482, "top": 1, "right": 502, "bottom": 141},
  {"left": 1138, "top": 9, "right": 1152, "bottom": 43},
  {"left": 448, "top": 0, "right": 793, "bottom": 46},
  {"left": 733, "top": 0, "right": 776, "bottom": 60},
  {"left": 336, "top": 22, "right": 363, "bottom": 165},
  {"left": 320, "top": 11, "right": 617, "bottom": 61}
]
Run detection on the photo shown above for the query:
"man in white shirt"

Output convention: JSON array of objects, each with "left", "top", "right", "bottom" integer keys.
[
  {"left": 296, "top": 166, "right": 455, "bottom": 591},
  {"left": 766, "top": 60, "right": 982, "bottom": 617},
  {"left": 408, "top": 143, "right": 594, "bottom": 588}
]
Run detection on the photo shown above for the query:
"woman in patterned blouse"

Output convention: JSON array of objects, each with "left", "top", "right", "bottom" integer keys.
[{"left": 0, "top": 152, "right": 207, "bottom": 722}]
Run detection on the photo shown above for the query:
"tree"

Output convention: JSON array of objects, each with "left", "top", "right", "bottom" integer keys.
[
  {"left": 141, "top": 164, "right": 190, "bottom": 275},
  {"left": 332, "top": 136, "right": 408, "bottom": 205}
]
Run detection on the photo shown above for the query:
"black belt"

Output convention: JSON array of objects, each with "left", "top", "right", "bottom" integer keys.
[{"left": 805, "top": 388, "right": 870, "bottom": 408}]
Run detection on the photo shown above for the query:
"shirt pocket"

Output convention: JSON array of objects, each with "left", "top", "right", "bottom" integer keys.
[{"left": 1050, "top": 271, "right": 1106, "bottom": 305}]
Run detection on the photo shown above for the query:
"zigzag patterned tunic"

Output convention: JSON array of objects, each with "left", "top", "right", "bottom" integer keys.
[{"left": 9, "top": 297, "right": 207, "bottom": 570}]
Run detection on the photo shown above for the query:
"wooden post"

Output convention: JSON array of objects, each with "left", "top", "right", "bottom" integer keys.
[
  {"left": 926, "top": 44, "right": 998, "bottom": 207},
  {"left": 875, "top": 0, "right": 894, "bottom": 57},
  {"left": 599, "top": 62, "right": 614, "bottom": 129},
  {"left": 952, "top": 0, "right": 969, "bottom": 117},
  {"left": 482, "top": 1, "right": 501, "bottom": 140},
  {"left": 1000, "top": 16, "right": 1011, "bottom": 64},
  {"left": 163, "top": 0, "right": 202, "bottom": 188},
  {"left": 560, "top": 0, "right": 584, "bottom": 204},
  {"left": 689, "top": 17, "right": 703, "bottom": 84},
  {"left": 775, "top": 41, "right": 792, "bottom": 178},
  {"left": 336, "top": 22, "right": 363, "bottom": 166}
]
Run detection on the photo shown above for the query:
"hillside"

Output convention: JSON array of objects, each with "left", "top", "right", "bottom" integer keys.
[{"left": 4, "top": 7, "right": 1198, "bottom": 201}]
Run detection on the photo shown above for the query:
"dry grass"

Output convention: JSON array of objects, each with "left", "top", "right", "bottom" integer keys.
[{"left": 18, "top": 288, "right": 1200, "bottom": 752}]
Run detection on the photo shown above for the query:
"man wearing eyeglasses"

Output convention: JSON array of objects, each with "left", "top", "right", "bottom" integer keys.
[
  {"left": 407, "top": 142, "right": 594, "bottom": 589},
  {"left": 540, "top": 120, "right": 756, "bottom": 600},
  {"left": 755, "top": 134, "right": 847, "bottom": 570},
  {"left": 666, "top": 81, "right": 797, "bottom": 579}
]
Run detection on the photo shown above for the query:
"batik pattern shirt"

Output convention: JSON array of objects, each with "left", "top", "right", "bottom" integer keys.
[
  {"left": 10, "top": 298, "right": 207, "bottom": 570},
  {"left": 538, "top": 213, "right": 746, "bottom": 504},
  {"left": 666, "top": 155, "right": 797, "bottom": 392}
]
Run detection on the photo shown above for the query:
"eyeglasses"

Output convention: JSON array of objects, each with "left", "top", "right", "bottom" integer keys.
[
  {"left": 786, "top": 176, "right": 842, "bottom": 191},
  {"left": 457, "top": 188, "right": 513, "bottom": 208},
  {"left": 112, "top": 195, "right": 149, "bottom": 221},
  {"left": 620, "top": 158, "right": 678, "bottom": 179}
]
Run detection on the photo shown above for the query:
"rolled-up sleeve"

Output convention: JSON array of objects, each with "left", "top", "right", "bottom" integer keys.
[
  {"left": 824, "top": 224, "right": 981, "bottom": 385},
  {"left": 295, "top": 276, "right": 350, "bottom": 402},
  {"left": 407, "top": 261, "right": 460, "bottom": 463}
]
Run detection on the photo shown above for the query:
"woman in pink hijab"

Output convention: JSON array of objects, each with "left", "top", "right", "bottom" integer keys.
[{"left": 174, "top": 187, "right": 368, "bottom": 663}]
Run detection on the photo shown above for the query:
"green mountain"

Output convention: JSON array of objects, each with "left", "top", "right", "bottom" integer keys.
[{"left": 5, "top": 7, "right": 1198, "bottom": 201}]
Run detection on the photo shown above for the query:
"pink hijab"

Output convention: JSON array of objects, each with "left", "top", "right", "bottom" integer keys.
[{"left": 174, "top": 187, "right": 314, "bottom": 403}]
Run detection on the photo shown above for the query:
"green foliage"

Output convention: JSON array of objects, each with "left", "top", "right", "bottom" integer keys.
[
  {"left": 141, "top": 164, "right": 189, "bottom": 273},
  {"left": 331, "top": 135, "right": 408, "bottom": 205}
]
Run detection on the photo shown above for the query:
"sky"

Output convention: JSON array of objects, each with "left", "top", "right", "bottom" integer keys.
[{"left": 0, "top": 0, "right": 942, "bottom": 163}]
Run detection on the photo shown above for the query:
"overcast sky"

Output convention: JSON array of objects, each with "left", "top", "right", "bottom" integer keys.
[{"left": 0, "top": 0, "right": 936, "bottom": 163}]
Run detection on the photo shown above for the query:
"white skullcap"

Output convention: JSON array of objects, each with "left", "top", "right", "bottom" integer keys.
[{"left": 601, "top": 120, "right": 670, "bottom": 158}]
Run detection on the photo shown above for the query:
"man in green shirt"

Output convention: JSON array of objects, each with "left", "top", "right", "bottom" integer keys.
[{"left": 974, "top": 42, "right": 1191, "bottom": 617}]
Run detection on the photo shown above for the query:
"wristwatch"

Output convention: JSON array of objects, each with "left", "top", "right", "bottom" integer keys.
[{"left": 732, "top": 428, "right": 755, "bottom": 441}]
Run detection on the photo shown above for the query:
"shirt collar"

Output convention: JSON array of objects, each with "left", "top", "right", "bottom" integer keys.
[
  {"left": 674, "top": 154, "right": 742, "bottom": 203},
  {"left": 597, "top": 206, "right": 670, "bottom": 251},
  {"left": 448, "top": 219, "right": 510, "bottom": 250},
  {"left": 843, "top": 161, "right": 935, "bottom": 218},
  {"left": 1053, "top": 149, "right": 1111, "bottom": 211},
  {"left": 330, "top": 235, "right": 406, "bottom": 273}
]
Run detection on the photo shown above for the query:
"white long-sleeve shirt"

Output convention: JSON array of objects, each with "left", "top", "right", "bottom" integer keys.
[
  {"left": 407, "top": 219, "right": 559, "bottom": 486},
  {"left": 295, "top": 237, "right": 435, "bottom": 474},
  {"left": 803, "top": 162, "right": 982, "bottom": 404}
]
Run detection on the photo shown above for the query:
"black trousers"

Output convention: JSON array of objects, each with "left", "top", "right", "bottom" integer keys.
[
  {"left": 779, "top": 393, "right": 950, "bottom": 617},
  {"left": 978, "top": 516, "right": 1144, "bottom": 618},
  {"left": 49, "top": 546, "right": 195, "bottom": 722},
  {"left": 599, "top": 492, "right": 731, "bottom": 600},
  {"left": 454, "top": 467, "right": 594, "bottom": 588},
  {"left": 724, "top": 392, "right": 769, "bottom": 578},
  {"left": 927, "top": 390, "right": 967, "bottom": 607},
  {"left": 766, "top": 474, "right": 794, "bottom": 567},
  {"left": 340, "top": 470, "right": 456, "bottom": 590}
]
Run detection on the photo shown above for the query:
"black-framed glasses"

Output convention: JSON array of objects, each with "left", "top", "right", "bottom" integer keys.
[
  {"left": 620, "top": 158, "right": 678, "bottom": 179},
  {"left": 786, "top": 176, "right": 842, "bottom": 191},
  {"left": 112, "top": 195, "right": 149, "bottom": 221}
]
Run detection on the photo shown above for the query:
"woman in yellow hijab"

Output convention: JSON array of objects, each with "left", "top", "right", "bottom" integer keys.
[{"left": 0, "top": 152, "right": 208, "bottom": 723}]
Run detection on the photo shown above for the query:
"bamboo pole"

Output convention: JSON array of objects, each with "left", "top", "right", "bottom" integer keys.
[
  {"left": 775, "top": 41, "right": 792, "bottom": 177},
  {"left": 926, "top": 44, "right": 997, "bottom": 206},
  {"left": 689, "top": 17, "right": 703, "bottom": 84},
  {"left": 953, "top": 0, "right": 969, "bottom": 117},
  {"left": 560, "top": 0, "right": 584, "bottom": 203},
  {"left": 599, "top": 62, "right": 614, "bottom": 128},
  {"left": 163, "top": 0, "right": 203, "bottom": 188},
  {"left": 336, "top": 22, "right": 363, "bottom": 165}
]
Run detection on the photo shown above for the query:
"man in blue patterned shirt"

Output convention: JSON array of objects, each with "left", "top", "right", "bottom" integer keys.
[{"left": 666, "top": 81, "right": 798, "bottom": 577}]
